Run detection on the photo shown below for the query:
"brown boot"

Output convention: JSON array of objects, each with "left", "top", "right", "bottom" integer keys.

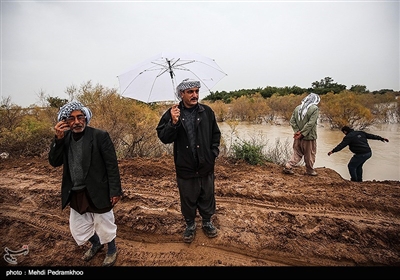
[
  {"left": 102, "top": 251, "right": 117, "bottom": 266},
  {"left": 82, "top": 244, "right": 104, "bottom": 261}
]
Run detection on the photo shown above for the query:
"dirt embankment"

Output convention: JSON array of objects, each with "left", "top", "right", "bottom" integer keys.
[{"left": 0, "top": 156, "right": 399, "bottom": 276}]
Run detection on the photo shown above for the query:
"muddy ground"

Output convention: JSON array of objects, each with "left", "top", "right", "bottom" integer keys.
[{"left": 0, "top": 156, "right": 399, "bottom": 278}]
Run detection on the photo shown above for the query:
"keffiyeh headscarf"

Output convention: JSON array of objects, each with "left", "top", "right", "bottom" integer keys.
[
  {"left": 57, "top": 101, "right": 92, "bottom": 124},
  {"left": 298, "top": 93, "right": 320, "bottom": 120},
  {"left": 176, "top": 79, "right": 201, "bottom": 100}
]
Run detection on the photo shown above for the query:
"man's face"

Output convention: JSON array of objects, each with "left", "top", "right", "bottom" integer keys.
[
  {"left": 65, "top": 110, "right": 86, "bottom": 133},
  {"left": 180, "top": 87, "right": 199, "bottom": 108}
]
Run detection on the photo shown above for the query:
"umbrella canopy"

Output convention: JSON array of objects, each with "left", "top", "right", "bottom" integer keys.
[{"left": 117, "top": 51, "right": 227, "bottom": 103}]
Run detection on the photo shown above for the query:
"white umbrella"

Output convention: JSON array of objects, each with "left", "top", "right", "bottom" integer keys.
[{"left": 117, "top": 51, "right": 227, "bottom": 103}]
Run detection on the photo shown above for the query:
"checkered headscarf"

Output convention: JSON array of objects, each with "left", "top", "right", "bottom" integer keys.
[
  {"left": 57, "top": 101, "right": 92, "bottom": 124},
  {"left": 298, "top": 93, "right": 320, "bottom": 120},
  {"left": 176, "top": 79, "right": 201, "bottom": 100}
]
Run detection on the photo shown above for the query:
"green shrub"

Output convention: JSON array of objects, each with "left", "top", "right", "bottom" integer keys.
[{"left": 230, "top": 139, "right": 266, "bottom": 165}]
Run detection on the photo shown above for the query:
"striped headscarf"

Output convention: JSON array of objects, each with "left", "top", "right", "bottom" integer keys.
[
  {"left": 57, "top": 101, "right": 92, "bottom": 124},
  {"left": 176, "top": 79, "right": 201, "bottom": 100},
  {"left": 298, "top": 93, "right": 320, "bottom": 120}
]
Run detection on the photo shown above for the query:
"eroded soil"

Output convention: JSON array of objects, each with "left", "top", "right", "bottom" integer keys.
[{"left": 1, "top": 156, "right": 399, "bottom": 273}]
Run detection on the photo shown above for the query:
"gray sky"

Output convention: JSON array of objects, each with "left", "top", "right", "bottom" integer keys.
[{"left": 1, "top": 0, "right": 399, "bottom": 107}]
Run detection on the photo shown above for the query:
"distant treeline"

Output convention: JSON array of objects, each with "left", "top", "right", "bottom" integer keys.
[{"left": 203, "top": 76, "right": 397, "bottom": 103}]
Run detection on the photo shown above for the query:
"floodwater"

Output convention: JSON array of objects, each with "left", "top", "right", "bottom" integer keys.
[{"left": 218, "top": 122, "right": 400, "bottom": 181}]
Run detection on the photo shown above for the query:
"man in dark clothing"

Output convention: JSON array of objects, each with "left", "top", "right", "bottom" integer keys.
[
  {"left": 156, "top": 79, "right": 221, "bottom": 243},
  {"left": 328, "top": 126, "right": 389, "bottom": 182},
  {"left": 48, "top": 101, "right": 123, "bottom": 266}
]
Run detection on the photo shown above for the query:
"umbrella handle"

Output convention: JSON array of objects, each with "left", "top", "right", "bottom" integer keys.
[
  {"left": 167, "top": 60, "right": 174, "bottom": 79},
  {"left": 167, "top": 59, "right": 179, "bottom": 102}
]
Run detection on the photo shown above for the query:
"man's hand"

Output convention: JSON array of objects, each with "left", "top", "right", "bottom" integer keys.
[
  {"left": 171, "top": 104, "right": 180, "bottom": 125},
  {"left": 293, "top": 131, "right": 303, "bottom": 140},
  {"left": 54, "top": 120, "right": 70, "bottom": 139},
  {"left": 110, "top": 196, "right": 121, "bottom": 206}
]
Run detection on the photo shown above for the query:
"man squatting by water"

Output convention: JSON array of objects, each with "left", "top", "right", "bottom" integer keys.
[{"left": 328, "top": 125, "right": 389, "bottom": 182}]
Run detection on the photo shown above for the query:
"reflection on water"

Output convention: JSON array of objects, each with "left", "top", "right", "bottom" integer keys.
[{"left": 218, "top": 122, "right": 400, "bottom": 181}]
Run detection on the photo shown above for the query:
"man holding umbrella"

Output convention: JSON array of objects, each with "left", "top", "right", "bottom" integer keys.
[{"left": 156, "top": 79, "right": 221, "bottom": 243}]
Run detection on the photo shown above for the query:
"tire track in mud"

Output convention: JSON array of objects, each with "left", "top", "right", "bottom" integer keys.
[
  {"left": 116, "top": 238, "right": 287, "bottom": 266},
  {"left": 0, "top": 204, "right": 70, "bottom": 239},
  {"left": 116, "top": 224, "right": 339, "bottom": 266},
  {"left": 0, "top": 185, "right": 285, "bottom": 266},
  {"left": 115, "top": 186, "right": 399, "bottom": 266},
  {"left": 116, "top": 222, "right": 321, "bottom": 266},
  {"left": 121, "top": 185, "right": 399, "bottom": 226},
  {"left": 0, "top": 203, "right": 294, "bottom": 266},
  {"left": 217, "top": 197, "right": 399, "bottom": 226}
]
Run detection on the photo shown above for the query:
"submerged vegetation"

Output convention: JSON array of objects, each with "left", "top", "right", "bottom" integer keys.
[{"left": 1, "top": 78, "right": 399, "bottom": 166}]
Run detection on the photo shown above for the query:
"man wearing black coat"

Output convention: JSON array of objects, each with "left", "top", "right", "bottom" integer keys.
[
  {"left": 156, "top": 79, "right": 221, "bottom": 243},
  {"left": 328, "top": 125, "right": 389, "bottom": 182},
  {"left": 49, "top": 101, "right": 122, "bottom": 266}
]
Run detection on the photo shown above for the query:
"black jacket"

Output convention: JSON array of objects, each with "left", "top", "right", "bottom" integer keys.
[
  {"left": 332, "top": 130, "right": 385, "bottom": 155},
  {"left": 156, "top": 102, "right": 221, "bottom": 179},
  {"left": 48, "top": 127, "right": 123, "bottom": 210}
]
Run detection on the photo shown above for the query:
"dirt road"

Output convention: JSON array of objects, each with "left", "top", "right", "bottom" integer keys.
[{"left": 0, "top": 156, "right": 399, "bottom": 277}]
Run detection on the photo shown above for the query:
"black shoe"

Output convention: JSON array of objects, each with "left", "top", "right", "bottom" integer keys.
[
  {"left": 183, "top": 223, "right": 196, "bottom": 243},
  {"left": 202, "top": 221, "right": 218, "bottom": 238},
  {"left": 82, "top": 244, "right": 104, "bottom": 261}
]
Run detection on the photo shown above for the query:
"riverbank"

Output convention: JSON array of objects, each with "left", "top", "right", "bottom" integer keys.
[{"left": 218, "top": 122, "right": 400, "bottom": 181}]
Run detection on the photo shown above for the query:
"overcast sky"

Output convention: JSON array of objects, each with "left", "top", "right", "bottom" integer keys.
[{"left": 1, "top": 0, "right": 399, "bottom": 107}]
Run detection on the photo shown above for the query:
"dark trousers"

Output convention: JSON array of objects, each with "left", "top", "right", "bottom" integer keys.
[
  {"left": 177, "top": 173, "right": 216, "bottom": 223},
  {"left": 348, "top": 152, "right": 372, "bottom": 182}
]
